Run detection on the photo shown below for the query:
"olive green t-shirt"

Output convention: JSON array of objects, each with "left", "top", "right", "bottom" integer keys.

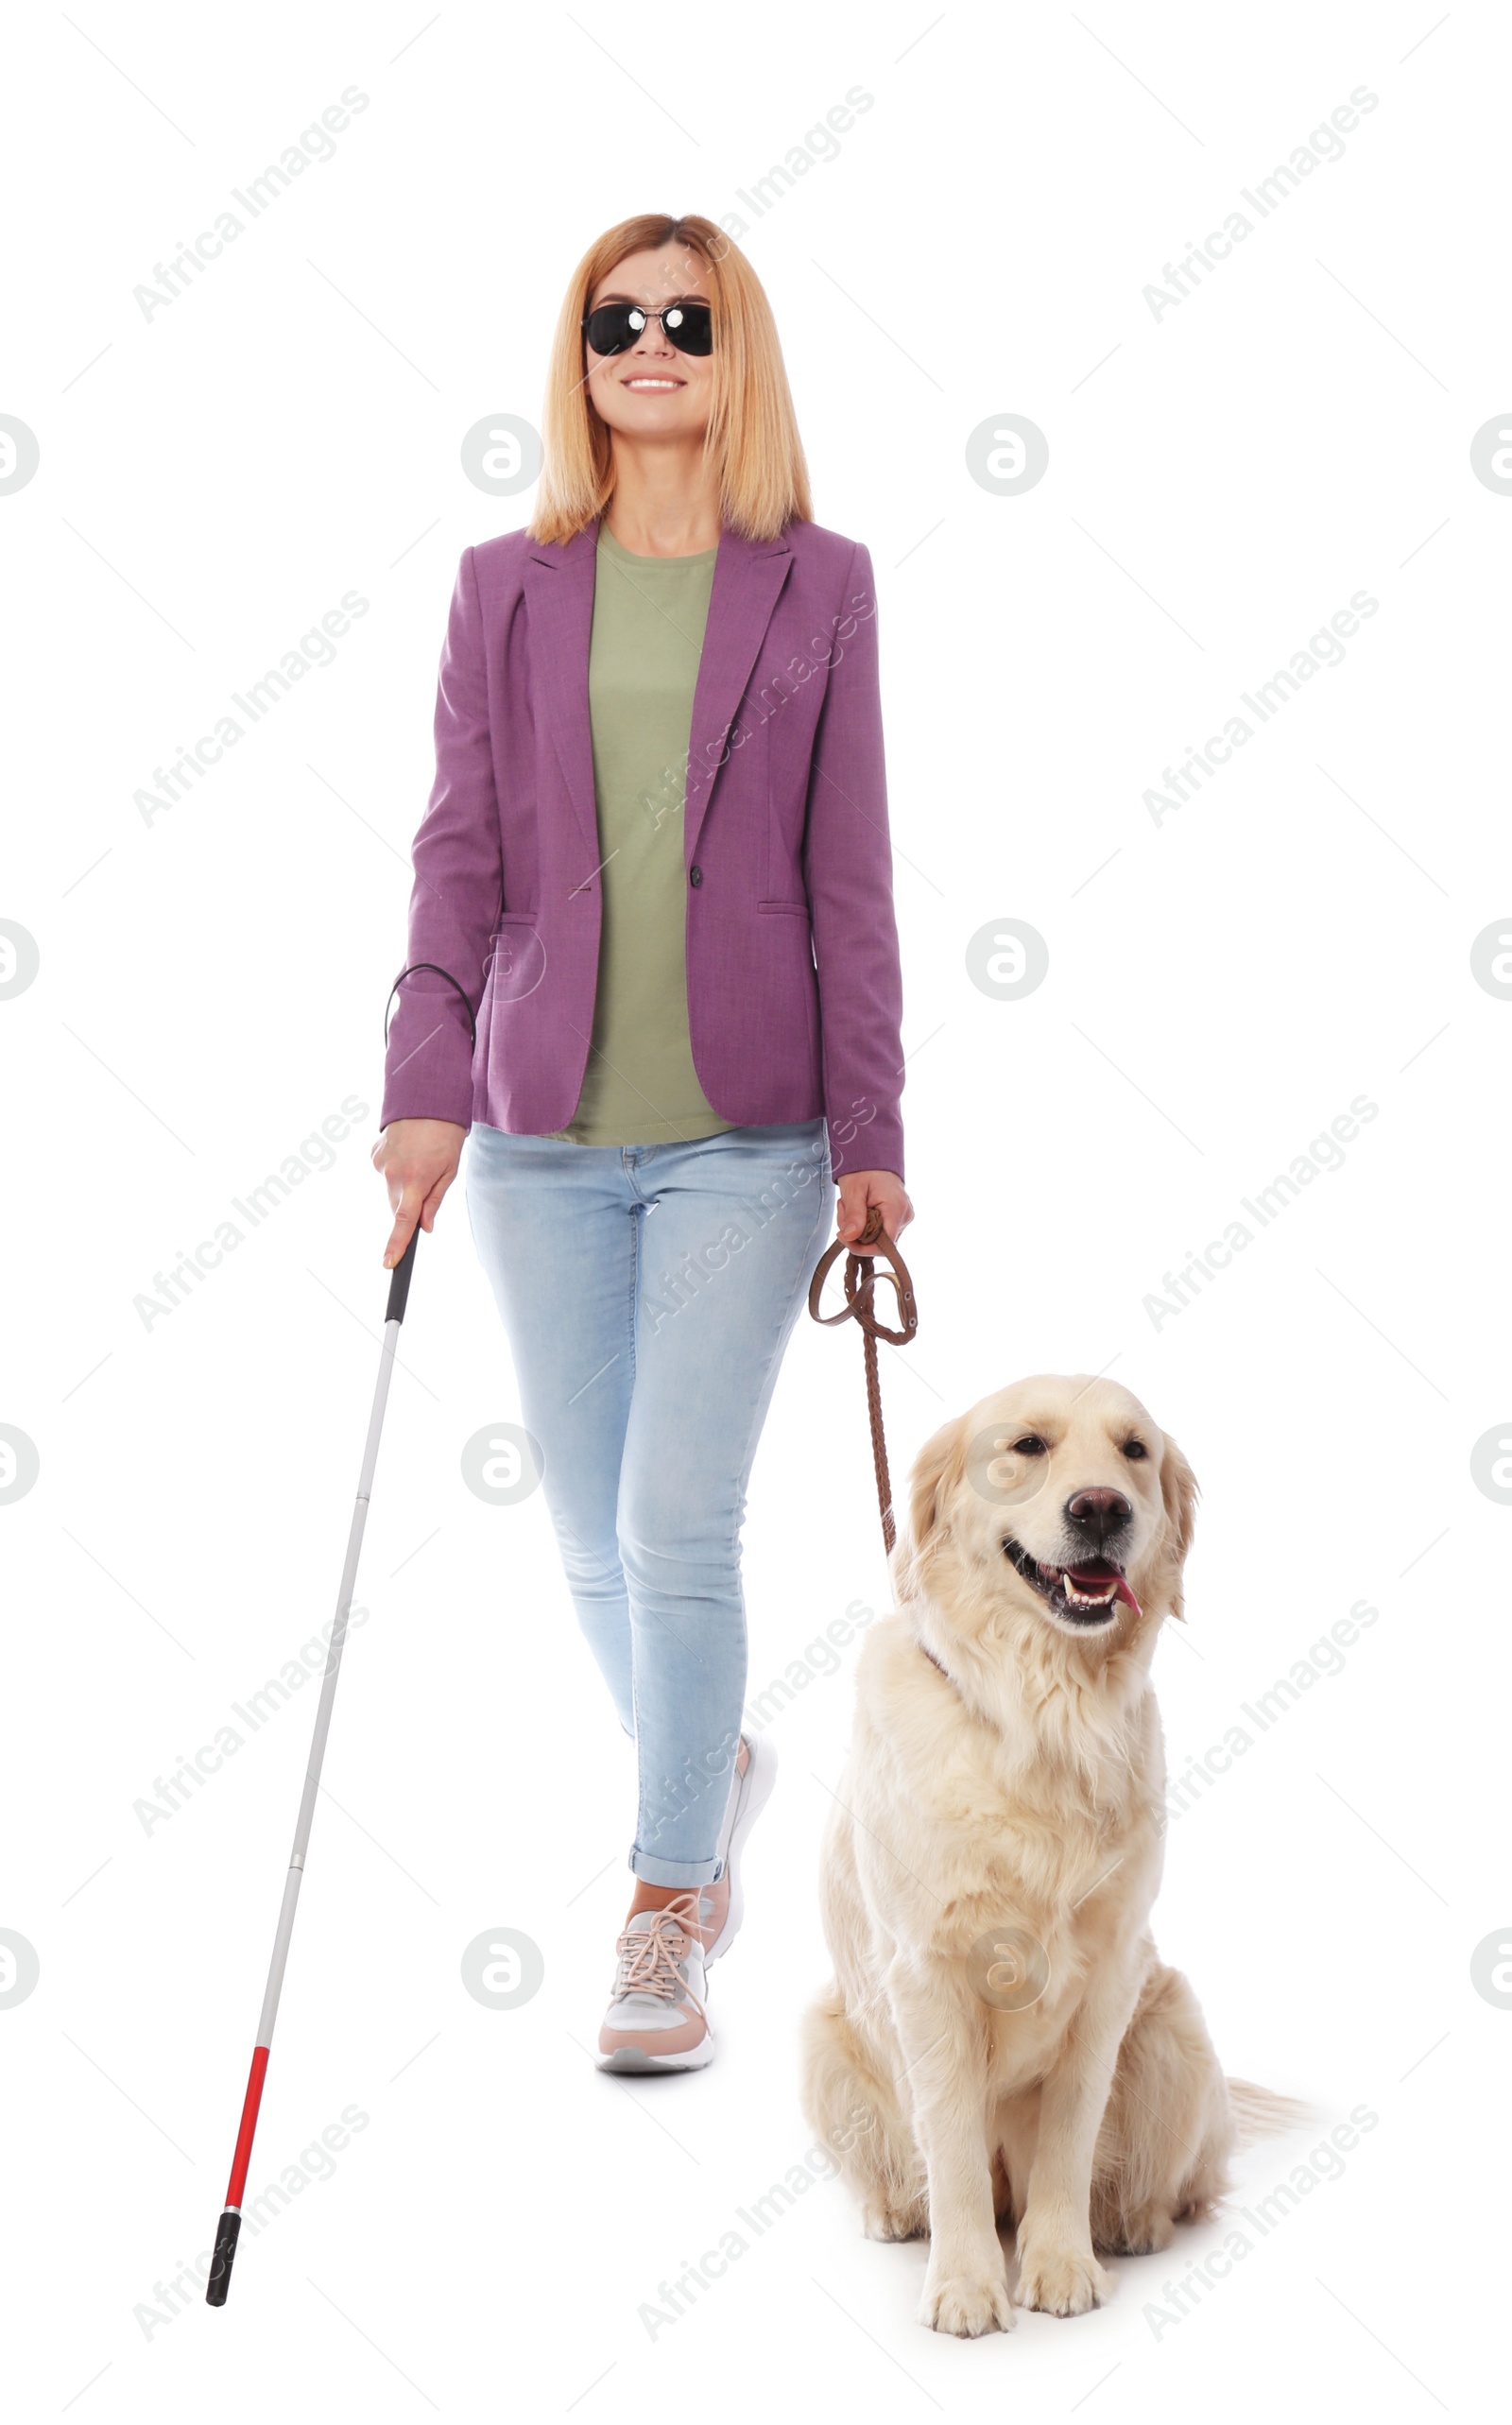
[{"left": 546, "top": 522, "right": 737, "bottom": 1146}]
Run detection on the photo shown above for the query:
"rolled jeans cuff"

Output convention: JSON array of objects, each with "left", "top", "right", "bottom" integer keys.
[{"left": 629, "top": 1845, "right": 725, "bottom": 1888}]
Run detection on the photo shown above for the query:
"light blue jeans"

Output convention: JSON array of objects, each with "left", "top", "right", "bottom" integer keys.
[{"left": 464, "top": 1116, "right": 833, "bottom": 1885}]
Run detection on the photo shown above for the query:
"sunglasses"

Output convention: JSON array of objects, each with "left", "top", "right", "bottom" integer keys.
[{"left": 580, "top": 299, "right": 713, "bottom": 358}]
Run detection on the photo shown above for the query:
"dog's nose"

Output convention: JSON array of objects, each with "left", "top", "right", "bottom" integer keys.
[{"left": 1064, "top": 1487, "right": 1132, "bottom": 1545}]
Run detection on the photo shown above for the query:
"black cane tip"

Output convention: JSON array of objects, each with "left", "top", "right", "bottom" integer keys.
[{"left": 205, "top": 2209, "right": 242, "bottom": 2306}]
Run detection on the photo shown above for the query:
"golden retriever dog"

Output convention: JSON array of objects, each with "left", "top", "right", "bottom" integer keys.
[{"left": 802, "top": 1375, "right": 1270, "bottom": 2337}]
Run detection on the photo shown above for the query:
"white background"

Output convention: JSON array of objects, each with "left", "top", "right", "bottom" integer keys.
[{"left": 2, "top": 3, "right": 1504, "bottom": 2416}]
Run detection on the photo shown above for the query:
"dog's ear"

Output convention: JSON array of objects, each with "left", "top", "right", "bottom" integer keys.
[
  {"left": 1156, "top": 1433, "right": 1199, "bottom": 1621},
  {"left": 892, "top": 1416, "right": 966, "bottom": 1601}
]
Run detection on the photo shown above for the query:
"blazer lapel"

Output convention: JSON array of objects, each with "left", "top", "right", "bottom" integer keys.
[
  {"left": 683, "top": 524, "right": 792, "bottom": 866},
  {"left": 524, "top": 522, "right": 601, "bottom": 868},
  {"left": 525, "top": 515, "right": 793, "bottom": 873}
]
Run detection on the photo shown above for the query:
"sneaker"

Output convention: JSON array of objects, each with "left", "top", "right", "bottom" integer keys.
[
  {"left": 595, "top": 1893, "right": 713, "bottom": 2072},
  {"left": 693, "top": 1729, "right": 778, "bottom": 1967}
]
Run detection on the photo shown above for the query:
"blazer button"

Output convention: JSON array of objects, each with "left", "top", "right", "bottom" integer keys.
[{"left": 689, "top": 864, "right": 704, "bottom": 887}]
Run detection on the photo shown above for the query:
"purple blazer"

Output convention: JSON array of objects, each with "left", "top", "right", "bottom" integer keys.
[{"left": 381, "top": 513, "right": 906, "bottom": 1180}]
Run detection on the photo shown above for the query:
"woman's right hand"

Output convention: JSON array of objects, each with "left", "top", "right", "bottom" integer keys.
[{"left": 371, "top": 1118, "right": 469, "bottom": 1269}]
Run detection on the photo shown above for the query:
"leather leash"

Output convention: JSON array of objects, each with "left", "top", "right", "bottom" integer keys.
[{"left": 807, "top": 1204, "right": 919, "bottom": 1555}]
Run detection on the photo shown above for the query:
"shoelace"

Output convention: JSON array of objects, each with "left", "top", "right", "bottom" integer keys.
[{"left": 611, "top": 1894, "right": 708, "bottom": 2020}]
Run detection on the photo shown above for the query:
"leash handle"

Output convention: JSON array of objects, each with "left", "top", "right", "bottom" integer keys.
[
  {"left": 807, "top": 1205, "right": 919, "bottom": 1556},
  {"left": 805, "top": 1204, "right": 919, "bottom": 1346}
]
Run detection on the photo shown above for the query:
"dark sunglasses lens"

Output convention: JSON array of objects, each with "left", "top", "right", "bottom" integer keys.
[
  {"left": 660, "top": 301, "right": 713, "bottom": 354},
  {"left": 583, "top": 305, "right": 640, "bottom": 355}
]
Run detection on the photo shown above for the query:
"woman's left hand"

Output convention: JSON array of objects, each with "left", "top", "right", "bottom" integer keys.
[{"left": 834, "top": 1169, "right": 914, "bottom": 1253}]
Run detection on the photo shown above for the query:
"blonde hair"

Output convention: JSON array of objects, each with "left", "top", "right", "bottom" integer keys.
[{"left": 529, "top": 214, "right": 813, "bottom": 545}]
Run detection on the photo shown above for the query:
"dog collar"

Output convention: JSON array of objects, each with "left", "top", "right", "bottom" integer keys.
[{"left": 919, "top": 1639, "right": 955, "bottom": 1688}]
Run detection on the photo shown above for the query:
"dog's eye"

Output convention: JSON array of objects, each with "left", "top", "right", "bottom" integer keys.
[
  {"left": 1121, "top": 1438, "right": 1148, "bottom": 1461},
  {"left": 1011, "top": 1435, "right": 1046, "bottom": 1456}
]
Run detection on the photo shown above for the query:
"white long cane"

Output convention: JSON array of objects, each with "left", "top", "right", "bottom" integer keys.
[{"left": 205, "top": 1226, "right": 419, "bottom": 2304}]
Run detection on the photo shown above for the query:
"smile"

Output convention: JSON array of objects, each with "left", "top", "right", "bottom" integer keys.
[
  {"left": 622, "top": 377, "right": 683, "bottom": 390},
  {"left": 1002, "top": 1538, "right": 1142, "bottom": 1626}
]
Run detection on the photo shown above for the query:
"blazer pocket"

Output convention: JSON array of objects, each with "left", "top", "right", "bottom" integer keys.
[
  {"left": 762, "top": 755, "right": 811, "bottom": 916},
  {"left": 486, "top": 910, "right": 546, "bottom": 1002}
]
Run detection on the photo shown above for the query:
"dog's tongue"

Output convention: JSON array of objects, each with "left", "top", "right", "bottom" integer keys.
[{"left": 1065, "top": 1563, "right": 1143, "bottom": 1616}]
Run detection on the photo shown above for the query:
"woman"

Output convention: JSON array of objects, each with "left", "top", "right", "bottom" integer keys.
[{"left": 373, "top": 213, "right": 910, "bottom": 2072}]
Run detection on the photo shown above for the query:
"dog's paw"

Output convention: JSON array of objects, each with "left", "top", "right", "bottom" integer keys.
[
  {"left": 1013, "top": 2242, "right": 1114, "bottom": 2317},
  {"left": 1097, "top": 2200, "right": 1175, "bottom": 2258},
  {"left": 862, "top": 2193, "right": 927, "bottom": 2243},
  {"left": 919, "top": 2260, "right": 1015, "bottom": 2336}
]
